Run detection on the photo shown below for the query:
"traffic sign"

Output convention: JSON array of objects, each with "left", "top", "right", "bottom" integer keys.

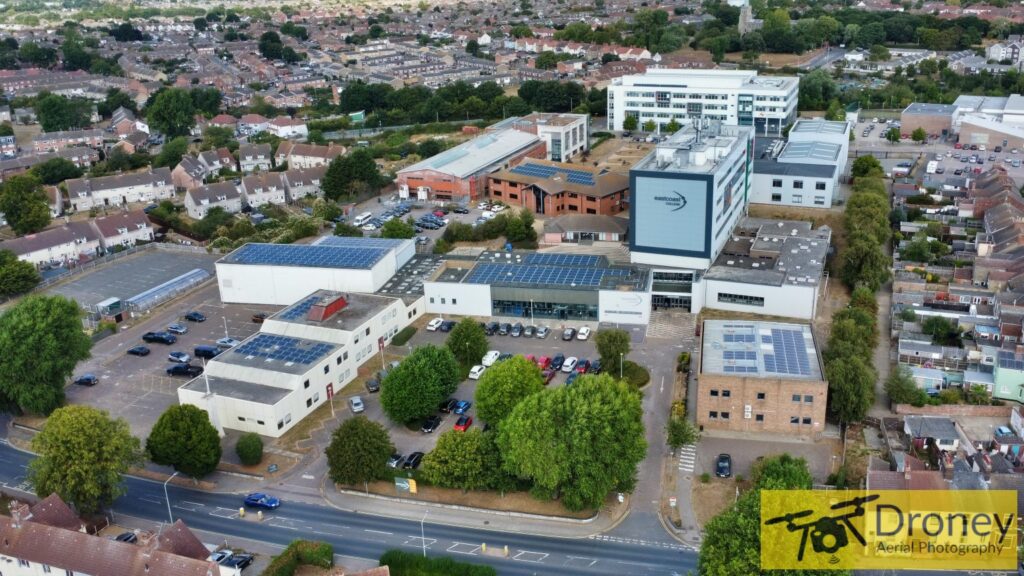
[
  {"left": 669, "top": 497, "right": 677, "bottom": 508},
  {"left": 326, "top": 383, "right": 334, "bottom": 399}
]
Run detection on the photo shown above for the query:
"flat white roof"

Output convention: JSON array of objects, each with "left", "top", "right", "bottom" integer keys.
[
  {"left": 614, "top": 69, "right": 797, "bottom": 92},
  {"left": 961, "top": 114, "right": 1024, "bottom": 139},
  {"left": 791, "top": 118, "right": 849, "bottom": 135},
  {"left": 398, "top": 129, "right": 540, "bottom": 179}
]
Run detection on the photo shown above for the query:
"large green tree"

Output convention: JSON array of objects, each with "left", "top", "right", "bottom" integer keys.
[
  {"left": 885, "top": 365, "right": 927, "bottom": 406},
  {"left": 497, "top": 374, "right": 646, "bottom": 511},
  {"left": 420, "top": 429, "right": 504, "bottom": 491},
  {"left": 851, "top": 156, "right": 884, "bottom": 179},
  {"left": 34, "top": 93, "right": 92, "bottom": 132},
  {"left": 825, "top": 355, "right": 875, "bottom": 424},
  {"left": 146, "top": 88, "right": 197, "bottom": 138},
  {"left": 1, "top": 173, "right": 51, "bottom": 235},
  {"left": 595, "top": 328, "right": 631, "bottom": 377},
  {"left": 30, "top": 157, "right": 83, "bottom": 185},
  {"left": 152, "top": 136, "right": 189, "bottom": 168},
  {"left": 445, "top": 318, "right": 489, "bottom": 369},
  {"left": 28, "top": 405, "right": 142, "bottom": 514},
  {"left": 381, "top": 344, "right": 460, "bottom": 423},
  {"left": 0, "top": 295, "right": 90, "bottom": 414},
  {"left": 839, "top": 232, "right": 890, "bottom": 291},
  {"left": 474, "top": 355, "right": 543, "bottom": 425},
  {"left": 325, "top": 415, "right": 394, "bottom": 485},
  {"left": 380, "top": 217, "right": 416, "bottom": 239},
  {"left": 146, "top": 404, "right": 222, "bottom": 478},
  {"left": 0, "top": 249, "right": 40, "bottom": 298},
  {"left": 322, "top": 149, "right": 386, "bottom": 200}
]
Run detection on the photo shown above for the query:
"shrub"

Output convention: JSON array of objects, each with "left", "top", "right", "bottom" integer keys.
[
  {"left": 700, "top": 472, "right": 711, "bottom": 483},
  {"left": 235, "top": 432, "right": 263, "bottom": 466},
  {"left": 391, "top": 326, "right": 416, "bottom": 346},
  {"left": 677, "top": 351, "right": 690, "bottom": 373},
  {"left": 379, "top": 549, "right": 497, "bottom": 576},
  {"left": 263, "top": 540, "right": 334, "bottom": 576},
  {"left": 620, "top": 360, "right": 650, "bottom": 388}
]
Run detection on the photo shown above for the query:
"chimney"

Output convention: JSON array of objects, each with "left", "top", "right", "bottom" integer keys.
[{"left": 8, "top": 501, "right": 30, "bottom": 527}]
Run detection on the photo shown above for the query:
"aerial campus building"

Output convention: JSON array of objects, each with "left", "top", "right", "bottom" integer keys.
[{"left": 749, "top": 118, "right": 850, "bottom": 209}]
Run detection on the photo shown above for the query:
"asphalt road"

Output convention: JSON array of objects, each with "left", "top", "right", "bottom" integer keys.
[{"left": 0, "top": 443, "right": 696, "bottom": 576}]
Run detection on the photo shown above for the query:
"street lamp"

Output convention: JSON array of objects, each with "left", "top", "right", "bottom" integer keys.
[
  {"left": 163, "top": 471, "right": 179, "bottom": 525},
  {"left": 619, "top": 352, "right": 623, "bottom": 380},
  {"left": 420, "top": 510, "right": 428, "bottom": 558}
]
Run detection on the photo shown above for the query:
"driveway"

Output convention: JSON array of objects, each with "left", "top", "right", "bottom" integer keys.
[{"left": 695, "top": 433, "right": 837, "bottom": 483}]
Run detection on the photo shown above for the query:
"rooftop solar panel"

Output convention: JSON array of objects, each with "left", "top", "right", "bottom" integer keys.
[
  {"left": 522, "top": 253, "right": 601, "bottom": 267},
  {"left": 316, "top": 236, "right": 405, "bottom": 249},
  {"left": 232, "top": 333, "right": 334, "bottom": 365},
  {"left": 465, "top": 263, "right": 629, "bottom": 287},
  {"left": 998, "top": 350, "right": 1024, "bottom": 370},
  {"left": 280, "top": 295, "right": 321, "bottom": 321},
  {"left": 224, "top": 243, "right": 389, "bottom": 270}
]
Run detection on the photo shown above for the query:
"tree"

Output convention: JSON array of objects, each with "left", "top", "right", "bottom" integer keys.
[
  {"left": 465, "top": 39, "right": 480, "bottom": 56},
  {"left": 28, "top": 405, "right": 142, "bottom": 514},
  {"left": 851, "top": 155, "right": 884, "bottom": 178},
  {"left": 334, "top": 222, "right": 364, "bottom": 237},
  {"left": 380, "top": 218, "right": 415, "bottom": 239},
  {"left": 311, "top": 198, "right": 342, "bottom": 222},
  {"left": 325, "top": 416, "right": 394, "bottom": 485},
  {"left": 258, "top": 31, "right": 284, "bottom": 60},
  {"left": 826, "top": 355, "right": 875, "bottom": 424},
  {"left": 417, "top": 139, "right": 443, "bottom": 158},
  {"left": 0, "top": 123, "right": 11, "bottom": 137},
  {"left": 664, "top": 118, "right": 681, "bottom": 133},
  {"left": 666, "top": 414, "right": 699, "bottom": 450},
  {"left": 885, "top": 365, "right": 926, "bottom": 406},
  {"left": 35, "top": 93, "right": 91, "bottom": 132},
  {"left": 498, "top": 374, "right": 646, "bottom": 511},
  {"left": 446, "top": 318, "right": 489, "bottom": 369},
  {"left": 146, "top": 88, "right": 196, "bottom": 138},
  {"left": 30, "top": 157, "right": 82, "bottom": 185},
  {"left": 202, "top": 126, "right": 235, "bottom": 151},
  {"left": 623, "top": 115, "right": 638, "bottom": 131},
  {"left": 885, "top": 126, "right": 901, "bottom": 144},
  {"left": 0, "top": 174, "right": 50, "bottom": 235},
  {"left": 193, "top": 17, "right": 208, "bottom": 31},
  {"left": 98, "top": 88, "right": 137, "bottom": 118},
  {"left": 868, "top": 44, "right": 891, "bottom": 62},
  {"left": 153, "top": 136, "right": 189, "bottom": 168},
  {"left": 595, "top": 328, "right": 631, "bottom": 379},
  {"left": 849, "top": 286, "right": 879, "bottom": 316},
  {"left": 912, "top": 127, "right": 927, "bottom": 143},
  {"left": 235, "top": 432, "right": 263, "bottom": 466},
  {"left": 18, "top": 42, "right": 57, "bottom": 67},
  {"left": 825, "top": 99, "right": 845, "bottom": 121},
  {"left": 0, "top": 249, "right": 40, "bottom": 298},
  {"left": 61, "top": 40, "right": 91, "bottom": 71},
  {"left": 474, "top": 355, "right": 544, "bottom": 425},
  {"left": 798, "top": 70, "right": 837, "bottom": 111},
  {"left": 0, "top": 294, "right": 91, "bottom": 414},
  {"left": 642, "top": 119, "right": 656, "bottom": 132},
  {"left": 381, "top": 344, "right": 460, "bottom": 423},
  {"left": 322, "top": 149, "right": 386, "bottom": 201},
  {"left": 601, "top": 52, "right": 621, "bottom": 64},
  {"left": 840, "top": 232, "right": 890, "bottom": 291},
  {"left": 420, "top": 429, "right": 503, "bottom": 491},
  {"left": 190, "top": 87, "right": 222, "bottom": 117},
  {"left": 146, "top": 405, "right": 222, "bottom": 478}
]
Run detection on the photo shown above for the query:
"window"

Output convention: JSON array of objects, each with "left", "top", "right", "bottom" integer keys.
[
  {"left": 793, "top": 180, "right": 803, "bottom": 189},
  {"left": 756, "top": 392, "right": 766, "bottom": 400},
  {"left": 336, "top": 356, "right": 342, "bottom": 365},
  {"left": 452, "top": 299, "right": 457, "bottom": 305},
  {"left": 441, "top": 298, "right": 446, "bottom": 304},
  {"left": 802, "top": 417, "right": 812, "bottom": 425},
  {"left": 306, "top": 398, "right": 313, "bottom": 408},
  {"left": 722, "top": 390, "right": 731, "bottom": 398},
  {"left": 816, "top": 182, "right": 826, "bottom": 191},
  {"left": 717, "top": 293, "right": 764, "bottom": 307},
  {"left": 804, "top": 395, "right": 814, "bottom": 403},
  {"left": 343, "top": 351, "right": 349, "bottom": 361},
  {"left": 755, "top": 414, "right": 764, "bottom": 422},
  {"left": 772, "top": 179, "right": 782, "bottom": 188},
  {"left": 790, "top": 416, "right": 800, "bottom": 425},
  {"left": 314, "top": 393, "right": 320, "bottom": 402},
  {"left": 278, "top": 420, "right": 284, "bottom": 429},
  {"left": 19, "top": 560, "right": 29, "bottom": 568},
  {"left": 237, "top": 416, "right": 245, "bottom": 422},
  {"left": 257, "top": 420, "right": 265, "bottom": 425},
  {"left": 721, "top": 412, "right": 730, "bottom": 420},
  {"left": 365, "top": 327, "right": 371, "bottom": 336},
  {"left": 814, "top": 196, "right": 826, "bottom": 205},
  {"left": 792, "top": 194, "right": 803, "bottom": 203},
  {"left": 710, "top": 389, "right": 719, "bottom": 397},
  {"left": 429, "top": 297, "right": 435, "bottom": 303},
  {"left": 771, "top": 193, "right": 782, "bottom": 202},
  {"left": 323, "top": 365, "right": 330, "bottom": 374},
  {"left": 709, "top": 411, "right": 718, "bottom": 419},
  {"left": 792, "top": 394, "right": 801, "bottom": 402},
  {"left": 304, "top": 380, "right": 310, "bottom": 389}
]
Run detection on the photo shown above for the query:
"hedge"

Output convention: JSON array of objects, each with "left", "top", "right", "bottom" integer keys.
[
  {"left": 392, "top": 326, "right": 417, "bottom": 346},
  {"left": 235, "top": 432, "right": 263, "bottom": 466},
  {"left": 621, "top": 360, "right": 650, "bottom": 388},
  {"left": 379, "top": 550, "right": 496, "bottom": 576},
  {"left": 261, "top": 540, "right": 333, "bottom": 576}
]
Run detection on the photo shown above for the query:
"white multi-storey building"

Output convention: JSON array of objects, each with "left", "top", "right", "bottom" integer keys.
[{"left": 607, "top": 69, "right": 798, "bottom": 136}]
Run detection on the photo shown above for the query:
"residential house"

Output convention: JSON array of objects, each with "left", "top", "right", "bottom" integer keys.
[
  {"left": 171, "top": 155, "right": 207, "bottom": 191},
  {"left": 986, "top": 40, "right": 1022, "bottom": 64},
  {"left": 283, "top": 165, "right": 326, "bottom": 200},
  {"left": 110, "top": 131, "right": 150, "bottom": 155},
  {"left": 208, "top": 113, "right": 238, "bottom": 130},
  {"left": 267, "top": 116, "right": 310, "bottom": 139},
  {"left": 0, "top": 135, "right": 15, "bottom": 157},
  {"left": 0, "top": 147, "right": 99, "bottom": 182},
  {"left": 241, "top": 172, "right": 287, "bottom": 209},
  {"left": 185, "top": 181, "right": 243, "bottom": 219},
  {"left": 91, "top": 209, "right": 154, "bottom": 250},
  {"left": 238, "top": 113, "right": 269, "bottom": 135},
  {"left": 1, "top": 221, "right": 101, "bottom": 267},
  {"left": 32, "top": 129, "right": 104, "bottom": 153},
  {"left": 198, "top": 147, "right": 235, "bottom": 174},
  {"left": 65, "top": 167, "right": 173, "bottom": 212},
  {"left": 275, "top": 141, "right": 345, "bottom": 169},
  {"left": 238, "top": 143, "right": 273, "bottom": 173},
  {"left": 904, "top": 415, "right": 961, "bottom": 453},
  {"left": 110, "top": 106, "right": 149, "bottom": 136}
]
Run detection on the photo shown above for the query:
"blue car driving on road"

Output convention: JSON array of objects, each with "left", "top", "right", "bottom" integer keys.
[{"left": 244, "top": 493, "right": 280, "bottom": 509}]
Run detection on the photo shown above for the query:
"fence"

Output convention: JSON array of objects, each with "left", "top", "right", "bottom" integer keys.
[{"left": 34, "top": 242, "right": 214, "bottom": 293}]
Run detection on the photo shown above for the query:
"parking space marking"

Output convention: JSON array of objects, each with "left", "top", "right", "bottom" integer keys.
[
  {"left": 588, "top": 534, "right": 688, "bottom": 551},
  {"left": 447, "top": 542, "right": 481, "bottom": 555},
  {"left": 173, "top": 502, "right": 200, "bottom": 512},
  {"left": 365, "top": 529, "right": 393, "bottom": 536},
  {"left": 565, "top": 556, "right": 599, "bottom": 568},
  {"left": 402, "top": 536, "right": 437, "bottom": 549},
  {"left": 513, "top": 551, "right": 548, "bottom": 563},
  {"left": 209, "top": 507, "right": 240, "bottom": 519}
]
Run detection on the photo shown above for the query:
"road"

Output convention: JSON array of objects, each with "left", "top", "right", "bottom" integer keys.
[{"left": 0, "top": 443, "right": 696, "bottom": 576}]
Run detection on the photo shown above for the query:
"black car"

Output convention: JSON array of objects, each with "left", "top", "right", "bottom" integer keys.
[
  {"left": 403, "top": 451, "right": 425, "bottom": 470},
  {"left": 452, "top": 207, "right": 469, "bottom": 214},
  {"left": 166, "top": 363, "right": 203, "bottom": 377},
  {"left": 550, "top": 353, "right": 565, "bottom": 371},
  {"left": 485, "top": 321, "right": 499, "bottom": 335},
  {"left": 74, "top": 374, "right": 99, "bottom": 386},
  {"left": 439, "top": 320, "right": 456, "bottom": 332},
  {"left": 421, "top": 414, "right": 442, "bottom": 433},
  {"left": 221, "top": 554, "right": 254, "bottom": 570},
  {"left": 113, "top": 531, "right": 138, "bottom": 543},
  {"left": 498, "top": 323, "right": 511, "bottom": 336},
  {"left": 561, "top": 327, "right": 576, "bottom": 341},
  {"left": 590, "top": 359, "right": 603, "bottom": 374},
  {"left": 127, "top": 345, "right": 150, "bottom": 356},
  {"left": 497, "top": 353, "right": 513, "bottom": 362},
  {"left": 184, "top": 311, "right": 206, "bottom": 322},
  {"left": 365, "top": 377, "right": 380, "bottom": 393},
  {"left": 142, "top": 331, "right": 177, "bottom": 345},
  {"left": 439, "top": 398, "right": 458, "bottom": 413},
  {"left": 716, "top": 454, "right": 733, "bottom": 478},
  {"left": 387, "top": 453, "right": 405, "bottom": 468},
  {"left": 510, "top": 323, "right": 523, "bottom": 337}
]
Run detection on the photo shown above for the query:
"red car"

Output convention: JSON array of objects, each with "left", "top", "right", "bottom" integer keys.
[
  {"left": 453, "top": 415, "right": 473, "bottom": 431},
  {"left": 576, "top": 359, "right": 591, "bottom": 374},
  {"left": 901, "top": 133, "right": 909, "bottom": 139},
  {"left": 541, "top": 369, "right": 556, "bottom": 385},
  {"left": 954, "top": 143, "right": 962, "bottom": 149},
  {"left": 433, "top": 210, "right": 445, "bottom": 218},
  {"left": 524, "top": 354, "right": 535, "bottom": 364},
  {"left": 537, "top": 356, "right": 550, "bottom": 369}
]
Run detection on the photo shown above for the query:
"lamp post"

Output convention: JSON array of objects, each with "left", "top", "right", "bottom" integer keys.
[
  {"left": 164, "top": 471, "right": 179, "bottom": 525},
  {"left": 619, "top": 352, "right": 623, "bottom": 380},
  {"left": 420, "top": 510, "right": 428, "bottom": 558}
]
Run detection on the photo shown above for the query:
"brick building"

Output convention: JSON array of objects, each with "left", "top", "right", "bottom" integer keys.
[
  {"left": 900, "top": 103, "right": 956, "bottom": 137},
  {"left": 696, "top": 320, "right": 828, "bottom": 438},
  {"left": 487, "top": 158, "right": 628, "bottom": 216}
]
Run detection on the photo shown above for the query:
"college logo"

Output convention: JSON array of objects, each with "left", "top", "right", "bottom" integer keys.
[
  {"left": 652, "top": 191, "right": 687, "bottom": 212},
  {"left": 761, "top": 490, "right": 1017, "bottom": 571}
]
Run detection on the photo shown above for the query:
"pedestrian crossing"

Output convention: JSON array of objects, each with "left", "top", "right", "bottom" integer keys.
[{"left": 677, "top": 445, "right": 696, "bottom": 473}]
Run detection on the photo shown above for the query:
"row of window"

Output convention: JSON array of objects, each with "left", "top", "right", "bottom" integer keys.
[
  {"left": 430, "top": 296, "right": 458, "bottom": 305},
  {"left": 624, "top": 91, "right": 734, "bottom": 101},
  {"left": 769, "top": 193, "right": 828, "bottom": 206},
  {"left": 707, "top": 412, "right": 813, "bottom": 425},
  {"left": 707, "top": 390, "right": 814, "bottom": 403},
  {"left": 771, "top": 179, "right": 828, "bottom": 191},
  {"left": 717, "top": 292, "right": 765, "bottom": 307},
  {"left": 10, "top": 560, "right": 74, "bottom": 574}
]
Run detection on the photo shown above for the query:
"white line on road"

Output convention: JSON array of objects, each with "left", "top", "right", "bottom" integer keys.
[
  {"left": 447, "top": 542, "right": 481, "bottom": 555},
  {"left": 181, "top": 500, "right": 205, "bottom": 507},
  {"left": 138, "top": 497, "right": 162, "bottom": 505},
  {"left": 301, "top": 474, "right": 315, "bottom": 480},
  {"left": 565, "top": 556, "right": 599, "bottom": 567},
  {"left": 364, "top": 529, "right": 393, "bottom": 536},
  {"left": 513, "top": 551, "right": 548, "bottom": 563}
]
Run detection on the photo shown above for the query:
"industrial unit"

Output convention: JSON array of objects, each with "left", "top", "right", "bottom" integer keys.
[{"left": 750, "top": 118, "right": 850, "bottom": 209}]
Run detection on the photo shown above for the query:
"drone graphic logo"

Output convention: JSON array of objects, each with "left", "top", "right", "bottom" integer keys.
[
  {"left": 668, "top": 191, "right": 687, "bottom": 212},
  {"left": 765, "top": 494, "right": 878, "bottom": 565},
  {"left": 651, "top": 191, "right": 687, "bottom": 212}
]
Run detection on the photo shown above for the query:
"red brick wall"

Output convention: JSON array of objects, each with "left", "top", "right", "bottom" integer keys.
[
  {"left": 893, "top": 404, "right": 1013, "bottom": 418},
  {"left": 696, "top": 374, "right": 828, "bottom": 437},
  {"left": 487, "top": 176, "right": 628, "bottom": 216}
]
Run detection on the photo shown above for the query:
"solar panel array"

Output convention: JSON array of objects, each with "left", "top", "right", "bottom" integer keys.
[
  {"left": 723, "top": 365, "right": 759, "bottom": 373},
  {"left": 998, "top": 350, "right": 1024, "bottom": 370},
  {"left": 465, "top": 263, "right": 629, "bottom": 287},
  {"left": 225, "top": 244, "right": 389, "bottom": 270},
  {"left": 763, "top": 329, "right": 812, "bottom": 376},
  {"left": 522, "top": 253, "right": 601, "bottom": 267},
  {"left": 723, "top": 333, "right": 756, "bottom": 343},
  {"left": 234, "top": 334, "right": 333, "bottom": 365},
  {"left": 723, "top": 350, "right": 756, "bottom": 361},
  {"left": 316, "top": 236, "right": 404, "bottom": 249},
  {"left": 510, "top": 163, "right": 596, "bottom": 186},
  {"left": 280, "top": 295, "right": 321, "bottom": 321}
]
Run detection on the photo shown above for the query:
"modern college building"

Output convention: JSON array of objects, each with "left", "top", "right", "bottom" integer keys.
[
  {"left": 606, "top": 69, "right": 798, "bottom": 135},
  {"left": 750, "top": 118, "right": 850, "bottom": 209}
]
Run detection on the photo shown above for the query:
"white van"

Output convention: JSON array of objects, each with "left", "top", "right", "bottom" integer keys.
[{"left": 353, "top": 212, "right": 373, "bottom": 227}]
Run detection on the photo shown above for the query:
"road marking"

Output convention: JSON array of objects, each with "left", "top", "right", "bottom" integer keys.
[
  {"left": 209, "top": 507, "right": 240, "bottom": 519},
  {"left": 173, "top": 503, "right": 199, "bottom": 512},
  {"left": 513, "top": 551, "right": 548, "bottom": 563},
  {"left": 181, "top": 500, "right": 204, "bottom": 507},
  {"left": 678, "top": 445, "right": 697, "bottom": 472},
  {"left": 565, "top": 556, "right": 599, "bottom": 568},
  {"left": 138, "top": 497, "right": 163, "bottom": 505},
  {"left": 447, "top": 542, "right": 480, "bottom": 555},
  {"left": 301, "top": 474, "right": 315, "bottom": 480},
  {"left": 402, "top": 536, "right": 436, "bottom": 549},
  {"left": 364, "top": 529, "right": 393, "bottom": 536}
]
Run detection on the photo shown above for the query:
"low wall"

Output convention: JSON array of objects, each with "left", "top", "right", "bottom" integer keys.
[{"left": 893, "top": 403, "right": 1013, "bottom": 418}]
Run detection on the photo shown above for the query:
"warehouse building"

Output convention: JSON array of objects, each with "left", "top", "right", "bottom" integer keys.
[
  {"left": 396, "top": 129, "right": 545, "bottom": 202},
  {"left": 697, "top": 320, "right": 827, "bottom": 438},
  {"left": 178, "top": 290, "right": 419, "bottom": 438},
  {"left": 216, "top": 237, "right": 416, "bottom": 305},
  {"left": 750, "top": 118, "right": 849, "bottom": 209},
  {"left": 487, "top": 158, "right": 629, "bottom": 216},
  {"left": 900, "top": 102, "right": 956, "bottom": 137},
  {"left": 959, "top": 114, "right": 1024, "bottom": 150}
]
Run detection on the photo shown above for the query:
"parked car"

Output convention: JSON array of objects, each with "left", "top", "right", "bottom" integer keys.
[
  {"left": 453, "top": 415, "right": 473, "bottom": 431},
  {"left": 421, "top": 415, "right": 442, "bottom": 433},
  {"left": 995, "top": 146, "right": 1003, "bottom": 152},
  {"left": 439, "top": 320, "right": 456, "bottom": 332},
  {"left": 184, "top": 311, "right": 206, "bottom": 322},
  {"left": 194, "top": 345, "right": 220, "bottom": 359},
  {"left": 404, "top": 451, "right": 425, "bottom": 470},
  {"left": 244, "top": 493, "right": 281, "bottom": 509},
  {"left": 74, "top": 374, "right": 98, "bottom": 386},
  {"left": 542, "top": 369, "right": 557, "bottom": 385},
  {"left": 561, "top": 328, "right": 576, "bottom": 341},
  {"left": 591, "top": 359, "right": 603, "bottom": 374},
  {"left": 536, "top": 326, "right": 550, "bottom": 339},
  {"left": 166, "top": 364, "right": 203, "bottom": 377},
  {"left": 142, "top": 331, "right": 177, "bottom": 345},
  {"left": 452, "top": 207, "right": 469, "bottom": 214},
  {"left": 252, "top": 312, "right": 268, "bottom": 323},
  {"left": 576, "top": 359, "right": 591, "bottom": 374},
  {"left": 523, "top": 325, "right": 536, "bottom": 338},
  {"left": 550, "top": 353, "right": 565, "bottom": 370},
  {"left": 562, "top": 356, "right": 578, "bottom": 373},
  {"left": 349, "top": 396, "right": 365, "bottom": 413},
  {"left": 221, "top": 554, "right": 254, "bottom": 570},
  {"left": 577, "top": 326, "right": 592, "bottom": 340},
  {"left": 167, "top": 323, "right": 188, "bottom": 335},
  {"left": 365, "top": 377, "right": 380, "bottom": 393},
  {"left": 216, "top": 337, "right": 241, "bottom": 348},
  {"left": 482, "top": 350, "right": 501, "bottom": 366},
  {"left": 510, "top": 323, "right": 523, "bottom": 337},
  {"left": 469, "top": 365, "right": 486, "bottom": 380},
  {"left": 426, "top": 317, "right": 444, "bottom": 331},
  {"left": 454, "top": 400, "right": 472, "bottom": 414},
  {"left": 127, "top": 345, "right": 150, "bottom": 356},
  {"left": 439, "top": 398, "right": 458, "bottom": 413},
  {"left": 565, "top": 371, "right": 579, "bottom": 386},
  {"left": 113, "top": 532, "right": 138, "bottom": 543},
  {"left": 536, "top": 356, "right": 550, "bottom": 369},
  {"left": 168, "top": 351, "right": 192, "bottom": 363},
  {"left": 484, "top": 322, "right": 499, "bottom": 335},
  {"left": 387, "top": 453, "right": 405, "bottom": 468},
  {"left": 494, "top": 322, "right": 509, "bottom": 335},
  {"left": 497, "top": 352, "right": 513, "bottom": 362},
  {"left": 716, "top": 454, "right": 733, "bottom": 478}
]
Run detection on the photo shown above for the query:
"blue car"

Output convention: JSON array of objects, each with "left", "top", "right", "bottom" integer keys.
[
  {"left": 453, "top": 400, "right": 472, "bottom": 415},
  {"left": 244, "top": 493, "right": 280, "bottom": 509}
]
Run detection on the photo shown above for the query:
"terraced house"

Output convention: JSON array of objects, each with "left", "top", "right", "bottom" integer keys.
[
  {"left": 32, "top": 128, "right": 104, "bottom": 153},
  {"left": 241, "top": 172, "right": 287, "bottom": 209},
  {"left": 66, "top": 168, "right": 174, "bottom": 212}
]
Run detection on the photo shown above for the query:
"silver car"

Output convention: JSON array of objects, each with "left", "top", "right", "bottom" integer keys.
[
  {"left": 349, "top": 396, "right": 365, "bottom": 413},
  {"left": 536, "top": 326, "right": 550, "bottom": 339}
]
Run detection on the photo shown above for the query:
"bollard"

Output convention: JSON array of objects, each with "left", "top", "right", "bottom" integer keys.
[
  {"left": 481, "top": 543, "right": 487, "bottom": 553},
  {"left": 504, "top": 545, "right": 509, "bottom": 557},
  {"left": 257, "top": 510, "right": 263, "bottom": 521},
  {"left": 239, "top": 507, "right": 245, "bottom": 518}
]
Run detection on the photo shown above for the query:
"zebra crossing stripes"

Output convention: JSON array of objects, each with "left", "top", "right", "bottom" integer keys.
[{"left": 677, "top": 445, "right": 696, "bottom": 473}]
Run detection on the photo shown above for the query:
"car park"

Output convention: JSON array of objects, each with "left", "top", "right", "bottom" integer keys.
[
  {"left": 426, "top": 317, "right": 444, "bottom": 331},
  {"left": 184, "top": 311, "right": 206, "bottom": 322},
  {"left": 562, "top": 356, "right": 578, "bottom": 373},
  {"left": 143, "top": 331, "right": 177, "bottom": 345},
  {"left": 536, "top": 326, "right": 550, "bottom": 339},
  {"left": 167, "top": 323, "right": 188, "bottom": 335},
  {"left": 168, "top": 351, "right": 191, "bottom": 363},
  {"left": 74, "top": 374, "right": 98, "bottom": 386},
  {"left": 421, "top": 415, "right": 442, "bottom": 433},
  {"left": 562, "top": 328, "right": 576, "bottom": 341},
  {"left": 166, "top": 364, "right": 203, "bottom": 377},
  {"left": 387, "top": 453, "right": 405, "bottom": 468},
  {"left": 468, "top": 365, "right": 486, "bottom": 380},
  {"left": 439, "top": 398, "right": 458, "bottom": 413},
  {"left": 577, "top": 327, "right": 592, "bottom": 340},
  {"left": 127, "top": 345, "right": 150, "bottom": 356},
  {"left": 453, "top": 415, "right": 473, "bottom": 431},
  {"left": 551, "top": 353, "right": 565, "bottom": 370},
  {"left": 349, "top": 396, "right": 365, "bottom": 413},
  {"left": 244, "top": 493, "right": 280, "bottom": 509},
  {"left": 216, "top": 337, "right": 241, "bottom": 348},
  {"left": 404, "top": 452, "right": 424, "bottom": 470},
  {"left": 482, "top": 350, "right": 500, "bottom": 366},
  {"left": 716, "top": 454, "right": 733, "bottom": 478}
]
